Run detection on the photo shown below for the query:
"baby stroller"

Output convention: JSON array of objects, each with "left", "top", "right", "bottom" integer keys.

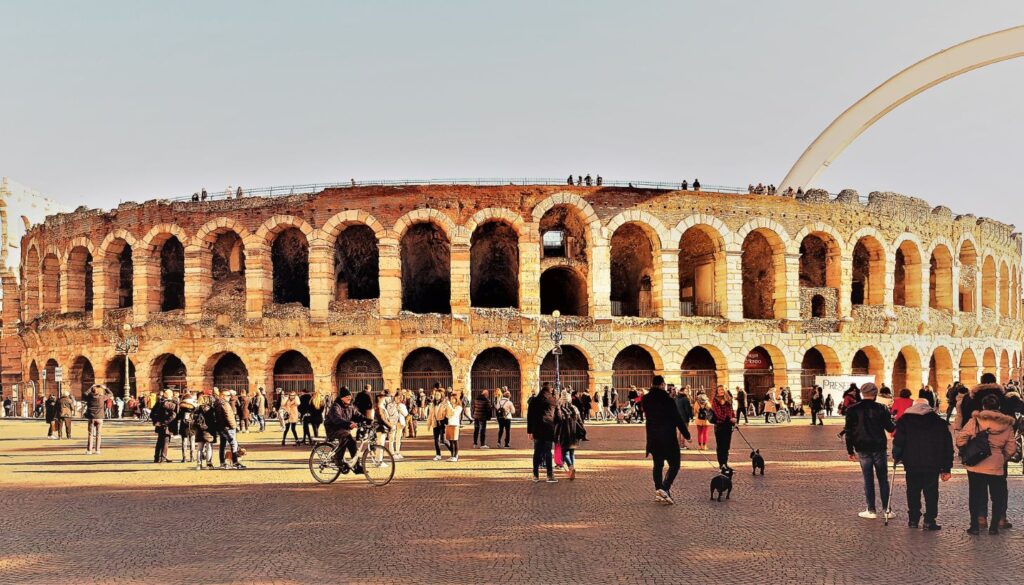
[{"left": 616, "top": 403, "right": 634, "bottom": 424}]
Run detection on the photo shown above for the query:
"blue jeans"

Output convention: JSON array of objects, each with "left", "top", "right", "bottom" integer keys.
[
  {"left": 858, "top": 450, "right": 890, "bottom": 511},
  {"left": 219, "top": 429, "right": 238, "bottom": 465},
  {"left": 563, "top": 447, "right": 576, "bottom": 468},
  {"left": 533, "top": 439, "right": 553, "bottom": 478}
]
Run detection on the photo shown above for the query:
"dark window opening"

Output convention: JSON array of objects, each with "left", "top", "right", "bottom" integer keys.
[
  {"left": 400, "top": 223, "right": 451, "bottom": 314},
  {"left": 334, "top": 225, "right": 380, "bottom": 301},
  {"left": 610, "top": 223, "right": 655, "bottom": 317},
  {"left": 272, "top": 228, "right": 310, "bottom": 307},
  {"left": 471, "top": 221, "right": 519, "bottom": 309},
  {"left": 540, "top": 267, "right": 587, "bottom": 316},
  {"left": 160, "top": 236, "right": 185, "bottom": 311}
]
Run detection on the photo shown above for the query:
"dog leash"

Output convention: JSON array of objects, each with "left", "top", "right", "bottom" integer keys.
[{"left": 691, "top": 442, "right": 723, "bottom": 472}]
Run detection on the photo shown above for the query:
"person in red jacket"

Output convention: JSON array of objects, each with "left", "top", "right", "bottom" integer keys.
[
  {"left": 711, "top": 386, "right": 737, "bottom": 470},
  {"left": 890, "top": 388, "right": 914, "bottom": 421}
]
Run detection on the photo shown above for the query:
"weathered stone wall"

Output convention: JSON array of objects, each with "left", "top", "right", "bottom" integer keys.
[{"left": 5, "top": 185, "right": 1022, "bottom": 408}]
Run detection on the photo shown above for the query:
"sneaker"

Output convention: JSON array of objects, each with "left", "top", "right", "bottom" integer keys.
[
  {"left": 234, "top": 463, "right": 247, "bottom": 470},
  {"left": 923, "top": 522, "right": 942, "bottom": 531},
  {"left": 989, "top": 526, "right": 1000, "bottom": 535},
  {"left": 858, "top": 510, "right": 878, "bottom": 519},
  {"left": 966, "top": 526, "right": 980, "bottom": 535},
  {"left": 882, "top": 511, "right": 895, "bottom": 520},
  {"left": 569, "top": 467, "right": 576, "bottom": 481},
  {"left": 95, "top": 450, "right": 101, "bottom": 455},
  {"left": 907, "top": 520, "right": 919, "bottom": 529},
  {"left": 546, "top": 476, "right": 558, "bottom": 483},
  {"left": 532, "top": 477, "right": 540, "bottom": 483},
  {"left": 662, "top": 491, "right": 675, "bottom": 505},
  {"left": 86, "top": 450, "right": 93, "bottom": 455},
  {"left": 393, "top": 454, "right": 404, "bottom": 461},
  {"left": 449, "top": 456, "right": 459, "bottom": 462},
  {"left": 472, "top": 444, "right": 478, "bottom": 449},
  {"left": 655, "top": 489, "right": 669, "bottom": 502},
  {"left": 432, "top": 455, "right": 442, "bottom": 461},
  {"left": 999, "top": 519, "right": 1013, "bottom": 529},
  {"left": 481, "top": 445, "right": 489, "bottom": 449}
]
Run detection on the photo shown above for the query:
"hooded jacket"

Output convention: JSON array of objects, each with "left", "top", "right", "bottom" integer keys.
[
  {"left": 643, "top": 386, "right": 691, "bottom": 457},
  {"left": 526, "top": 388, "right": 559, "bottom": 442},
  {"left": 471, "top": 394, "right": 492, "bottom": 422},
  {"left": 844, "top": 399, "right": 895, "bottom": 455},
  {"left": 84, "top": 390, "right": 106, "bottom": 420},
  {"left": 954, "top": 383, "right": 1005, "bottom": 431},
  {"left": 892, "top": 402, "right": 953, "bottom": 473},
  {"left": 955, "top": 409, "right": 1018, "bottom": 475}
]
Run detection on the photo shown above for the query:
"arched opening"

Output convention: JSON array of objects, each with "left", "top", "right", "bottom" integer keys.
[
  {"left": 540, "top": 267, "right": 588, "bottom": 316},
  {"left": 539, "top": 204, "right": 588, "bottom": 262},
  {"left": 158, "top": 236, "right": 185, "bottom": 312},
  {"left": 981, "top": 256, "right": 997, "bottom": 312},
  {"left": 41, "top": 253, "right": 61, "bottom": 312},
  {"left": 894, "top": 241, "right": 922, "bottom": 308},
  {"left": 929, "top": 348, "right": 954, "bottom": 398},
  {"left": 470, "top": 348, "right": 522, "bottom": 406},
  {"left": 28, "top": 361, "right": 40, "bottom": 398},
  {"left": 43, "top": 358, "right": 60, "bottom": 398},
  {"left": 273, "top": 350, "right": 314, "bottom": 394},
  {"left": 612, "top": 345, "right": 656, "bottom": 392},
  {"left": 209, "top": 231, "right": 246, "bottom": 302},
  {"left": 23, "top": 247, "right": 40, "bottom": 319},
  {"left": 211, "top": 352, "right": 249, "bottom": 394},
  {"left": 103, "top": 239, "right": 134, "bottom": 309},
  {"left": 851, "top": 347, "right": 884, "bottom": 386},
  {"left": 741, "top": 229, "right": 785, "bottom": 319},
  {"left": 852, "top": 237, "right": 885, "bottom": 306},
  {"left": 151, "top": 354, "right": 187, "bottom": 391},
  {"left": 799, "top": 233, "right": 841, "bottom": 288},
  {"left": 999, "top": 262, "right": 1010, "bottom": 317},
  {"left": 892, "top": 347, "right": 922, "bottom": 393},
  {"left": 610, "top": 223, "right": 657, "bottom": 317},
  {"left": 66, "top": 246, "right": 94, "bottom": 313},
  {"left": 470, "top": 221, "right": 519, "bottom": 309},
  {"left": 401, "top": 348, "right": 453, "bottom": 391},
  {"left": 1000, "top": 349, "right": 1010, "bottom": 384},
  {"left": 334, "top": 348, "right": 384, "bottom": 393},
  {"left": 983, "top": 348, "right": 997, "bottom": 377},
  {"left": 959, "top": 349, "right": 979, "bottom": 386},
  {"left": 744, "top": 346, "right": 785, "bottom": 399},
  {"left": 69, "top": 356, "right": 95, "bottom": 399},
  {"left": 540, "top": 345, "right": 590, "bottom": 394},
  {"left": 680, "top": 346, "right": 722, "bottom": 392},
  {"left": 929, "top": 245, "right": 953, "bottom": 311},
  {"left": 334, "top": 225, "right": 379, "bottom": 302},
  {"left": 678, "top": 225, "right": 726, "bottom": 317},
  {"left": 958, "top": 241, "right": 977, "bottom": 312},
  {"left": 400, "top": 223, "right": 451, "bottom": 314},
  {"left": 811, "top": 295, "right": 827, "bottom": 318},
  {"left": 271, "top": 228, "right": 310, "bottom": 307},
  {"left": 104, "top": 356, "right": 136, "bottom": 398}
]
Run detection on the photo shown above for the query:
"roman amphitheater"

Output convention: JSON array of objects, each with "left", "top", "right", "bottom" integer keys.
[{"left": 3, "top": 183, "right": 1022, "bottom": 410}]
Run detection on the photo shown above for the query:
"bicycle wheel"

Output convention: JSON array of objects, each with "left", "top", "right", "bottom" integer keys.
[
  {"left": 360, "top": 444, "right": 395, "bottom": 486},
  {"left": 309, "top": 442, "right": 342, "bottom": 484}
]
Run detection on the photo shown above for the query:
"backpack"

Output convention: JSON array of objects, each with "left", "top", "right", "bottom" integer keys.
[
  {"left": 496, "top": 399, "right": 508, "bottom": 420},
  {"left": 697, "top": 406, "right": 709, "bottom": 421},
  {"left": 192, "top": 408, "right": 209, "bottom": 434},
  {"left": 959, "top": 419, "right": 992, "bottom": 467}
]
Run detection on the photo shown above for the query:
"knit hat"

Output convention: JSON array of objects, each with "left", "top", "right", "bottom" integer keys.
[{"left": 338, "top": 387, "right": 352, "bottom": 399}]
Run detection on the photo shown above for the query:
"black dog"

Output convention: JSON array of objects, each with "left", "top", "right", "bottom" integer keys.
[
  {"left": 750, "top": 449, "right": 765, "bottom": 475},
  {"left": 710, "top": 467, "right": 734, "bottom": 501}
]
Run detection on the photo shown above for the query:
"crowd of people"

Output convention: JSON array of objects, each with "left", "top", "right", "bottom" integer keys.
[{"left": 190, "top": 186, "right": 245, "bottom": 202}]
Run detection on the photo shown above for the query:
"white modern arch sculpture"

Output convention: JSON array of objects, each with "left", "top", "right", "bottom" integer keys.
[{"left": 780, "top": 25, "right": 1024, "bottom": 192}]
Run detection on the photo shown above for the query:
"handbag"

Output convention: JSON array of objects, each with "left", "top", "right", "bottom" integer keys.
[
  {"left": 444, "top": 424, "right": 457, "bottom": 441},
  {"left": 959, "top": 419, "right": 992, "bottom": 467},
  {"left": 554, "top": 443, "right": 564, "bottom": 467}
]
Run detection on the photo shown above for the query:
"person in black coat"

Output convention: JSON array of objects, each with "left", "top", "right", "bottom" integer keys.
[
  {"left": 844, "top": 383, "right": 896, "bottom": 518},
  {"left": 150, "top": 390, "right": 178, "bottom": 463},
  {"left": 893, "top": 399, "right": 953, "bottom": 530},
  {"left": 642, "top": 376, "right": 691, "bottom": 504},
  {"left": 527, "top": 382, "right": 560, "bottom": 482},
  {"left": 44, "top": 395, "right": 57, "bottom": 438}
]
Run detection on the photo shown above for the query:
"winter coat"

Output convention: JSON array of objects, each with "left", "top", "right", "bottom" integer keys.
[
  {"left": 44, "top": 397, "right": 57, "bottom": 422},
  {"left": 918, "top": 389, "right": 936, "bottom": 408},
  {"left": 809, "top": 395, "right": 824, "bottom": 412},
  {"left": 1004, "top": 391, "right": 1024, "bottom": 417},
  {"left": 954, "top": 383, "right": 1005, "bottom": 431},
  {"left": 956, "top": 410, "right": 1018, "bottom": 475},
  {"left": 471, "top": 395, "right": 492, "bottom": 422},
  {"left": 280, "top": 396, "right": 300, "bottom": 423},
  {"left": 642, "top": 387, "right": 690, "bottom": 458},
  {"left": 215, "top": 398, "right": 237, "bottom": 431},
  {"left": 252, "top": 393, "right": 267, "bottom": 416},
  {"left": 693, "top": 397, "right": 711, "bottom": 426},
  {"left": 844, "top": 399, "right": 895, "bottom": 454},
  {"left": 84, "top": 391, "right": 106, "bottom": 420},
  {"left": 194, "top": 404, "right": 215, "bottom": 442},
  {"left": 57, "top": 396, "right": 75, "bottom": 418},
  {"left": 176, "top": 400, "right": 197, "bottom": 437},
  {"left": 674, "top": 394, "right": 692, "bottom": 423},
  {"left": 151, "top": 399, "right": 178, "bottom": 434},
  {"left": 555, "top": 403, "right": 585, "bottom": 449},
  {"left": 892, "top": 403, "right": 953, "bottom": 473},
  {"left": 890, "top": 397, "right": 913, "bottom": 421},
  {"left": 526, "top": 389, "right": 559, "bottom": 442}
]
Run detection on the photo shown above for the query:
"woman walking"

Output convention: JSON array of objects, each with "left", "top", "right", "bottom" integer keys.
[
  {"left": 426, "top": 388, "right": 448, "bottom": 461},
  {"left": 809, "top": 387, "right": 824, "bottom": 426},
  {"left": 280, "top": 391, "right": 300, "bottom": 446},
  {"left": 956, "top": 394, "right": 1017, "bottom": 535},
  {"left": 711, "top": 386, "right": 736, "bottom": 469},
  {"left": 693, "top": 393, "right": 711, "bottom": 450},
  {"left": 176, "top": 392, "right": 198, "bottom": 463},
  {"left": 556, "top": 390, "right": 586, "bottom": 479}
]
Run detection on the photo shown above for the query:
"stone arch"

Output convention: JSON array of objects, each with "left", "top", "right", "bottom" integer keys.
[
  {"left": 68, "top": 355, "right": 96, "bottom": 399},
  {"left": 958, "top": 239, "right": 979, "bottom": 312},
  {"left": 677, "top": 220, "right": 728, "bottom": 318},
  {"left": 531, "top": 192, "right": 601, "bottom": 236},
  {"left": 334, "top": 348, "right": 385, "bottom": 393},
  {"left": 801, "top": 345, "right": 842, "bottom": 398},
  {"left": 999, "top": 260, "right": 1010, "bottom": 317},
  {"left": 319, "top": 212, "right": 385, "bottom": 304},
  {"left": 929, "top": 243, "right": 954, "bottom": 311},
  {"left": 97, "top": 230, "right": 137, "bottom": 311},
  {"left": 929, "top": 346, "right": 955, "bottom": 394},
  {"left": 540, "top": 344, "right": 592, "bottom": 396},
  {"left": 738, "top": 222, "right": 787, "bottom": 319},
  {"left": 150, "top": 353, "right": 187, "bottom": 391},
  {"left": 64, "top": 238, "right": 95, "bottom": 314},
  {"left": 981, "top": 255, "right": 997, "bottom": 312},
  {"left": 103, "top": 355, "right": 137, "bottom": 398},
  {"left": 204, "top": 351, "right": 251, "bottom": 394},
  {"left": 470, "top": 219, "right": 520, "bottom": 309},
  {"left": 400, "top": 220, "right": 451, "bottom": 314},
  {"left": 464, "top": 207, "right": 528, "bottom": 238},
  {"left": 604, "top": 211, "right": 669, "bottom": 249},
  {"left": 539, "top": 266, "right": 588, "bottom": 316},
  {"left": 40, "top": 250, "right": 61, "bottom": 313},
  {"left": 607, "top": 335, "right": 669, "bottom": 371},
  {"left": 22, "top": 244, "right": 41, "bottom": 320},
  {"left": 469, "top": 347, "right": 523, "bottom": 405},
  {"left": 797, "top": 226, "right": 843, "bottom": 289},
  {"left": 272, "top": 349, "right": 315, "bottom": 394},
  {"left": 609, "top": 220, "right": 661, "bottom": 317},
  {"left": 401, "top": 347, "right": 454, "bottom": 392},
  {"left": 392, "top": 208, "right": 464, "bottom": 243},
  {"left": 852, "top": 346, "right": 885, "bottom": 385},
  {"left": 611, "top": 345, "right": 658, "bottom": 392},
  {"left": 983, "top": 347, "right": 997, "bottom": 377},
  {"left": 892, "top": 346, "right": 923, "bottom": 392},
  {"left": 319, "top": 210, "right": 387, "bottom": 246},
  {"left": 893, "top": 236, "right": 924, "bottom": 308},
  {"left": 680, "top": 344, "right": 728, "bottom": 392},
  {"left": 742, "top": 344, "right": 789, "bottom": 396},
  {"left": 270, "top": 227, "right": 311, "bottom": 307},
  {"left": 960, "top": 348, "right": 980, "bottom": 386},
  {"left": 192, "top": 218, "right": 252, "bottom": 306},
  {"left": 850, "top": 232, "right": 887, "bottom": 306},
  {"left": 1000, "top": 349, "right": 1011, "bottom": 384}
]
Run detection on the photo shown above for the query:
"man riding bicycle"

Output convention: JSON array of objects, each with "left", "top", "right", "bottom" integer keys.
[{"left": 324, "top": 387, "right": 371, "bottom": 468}]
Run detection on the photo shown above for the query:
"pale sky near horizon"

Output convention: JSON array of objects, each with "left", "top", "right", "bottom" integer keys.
[{"left": 2, "top": 2, "right": 1023, "bottom": 229}]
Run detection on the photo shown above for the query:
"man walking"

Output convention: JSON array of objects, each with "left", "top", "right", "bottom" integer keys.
[
  {"left": 643, "top": 376, "right": 691, "bottom": 504},
  {"left": 844, "top": 383, "right": 896, "bottom": 519},
  {"left": 893, "top": 398, "right": 953, "bottom": 530},
  {"left": 495, "top": 389, "right": 515, "bottom": 448},
  {"left": 527, "top": 382, "right": 559, "bottom": 483},
  {"left": 150, "top": 390, "right": 177, "bottom": 463},
  {"left": 472, "top": 390, "right": 492, "bottom": 448},
  {"left": 216, "top": 391, "right": 245, "bottom": 469},
  {"left": 253, "top": 387, "right": 268, "bottom": 432},
  {"left": 44, "top": 394, "right": 57, "bottom": 439},
  {"left": 735, "top": 386, "right": 748, "bottom": 425},
  {"left": 84, "top": 385, "right": 107, "bottom": 455},
  {"left": 56, "top": 391, "right": 74, "bottom": 439}
]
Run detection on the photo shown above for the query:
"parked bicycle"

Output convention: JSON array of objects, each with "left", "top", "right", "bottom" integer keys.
[{"left": 308, "top": 422, "right": 395, "bottom": 486}]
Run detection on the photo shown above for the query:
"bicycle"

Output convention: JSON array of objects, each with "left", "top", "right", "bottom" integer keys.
[{"left": 308, "top": 422, "right": 395, "bottom": 486}]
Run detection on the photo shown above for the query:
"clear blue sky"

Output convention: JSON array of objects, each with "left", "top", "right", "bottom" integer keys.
[{"left": 2, "top": 1, "right": 1022, "bottom": 229}]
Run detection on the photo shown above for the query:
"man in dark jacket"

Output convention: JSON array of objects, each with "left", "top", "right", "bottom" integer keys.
[
  {"left": 674, "top": 387, "right": 693, "bottom": 446},
  {"left": 893, "top": 399, "right": 953, "bottom": 530},
  {"left": 735, "top": 386, "right": 748, "bottom": 424},
  {"left": 56, "top": 391, "right": 75, "bottom": 439},
  {"left": 954, "top": 373, "right": 1005, "bottom": 430},
  {"left": 216, "top": 391, "right": 244, "bottom": 469},
  {"left": 527, "top": 382, "right": 559, "bottom": 483},
  {"left": 150, "top": 390, "right": 178, "bottom": 463},
  {"left": 325, "top": 388, "right": 371, "bottom": 464},
  {"left": 44, "top": 394, "right": 57, "bottom": 439},
  {"left": 643, "top": 376, "right": 691, "bottom": 505},
  {"left": 84, "top": 385, "right": 107, "bottom": 455},
  {"left": 471, "top": 390, "right": 492, "bottom": 448},
  {"left": 844, "top": 383, "right": 896, "bottom": 519}
]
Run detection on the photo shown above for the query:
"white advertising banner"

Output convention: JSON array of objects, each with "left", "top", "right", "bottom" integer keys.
[{"left": 815, "top": 375, "right": 876, "bottom": 410}]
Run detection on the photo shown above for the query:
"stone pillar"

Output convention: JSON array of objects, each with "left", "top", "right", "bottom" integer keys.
[
  {"left": 783, "top": 252, "right": 801, "bottom": 321},
  {"left": 377, "top": 237, "right": 402, "bottom": 317},
  {"left": 883, "top": 261, "right": 896, "bottom": 314},
  {"left": 660, "top": 249, "right": 680, "bottom": 320},
  {"left": 838, "top": 254, "right": 853, "bottom": 318},
  {"left": 59, "top": 265, "right": 71, "bottom": 314},
  {"left": 450, "top": 242, "right": 470, "bottom": 316},
  {"left": 591, "top": 241, "right": 612, "bottom": 319},
  {"left": 917, "top": 260, "right": 930, "bottom": 324},
  {"left": 245, "top": 247, "right": 268, "bottom": 319},
  {"left": 308, "top": 239, "right": 332, "bottom": 322},
  {"left": 132, "top": 255, "right": 155, "bottom": 325},
  {"left": 725, "top": 250, "right": 744, "bottom": 321},
  {"left": 950, "top": 264, "right": 961, "bottom": 318},
  {"left": 92, "top": 262, "right": 107, "bottom": 327},
  {"left": 519, "top": 228, "right": 541, "bottom": 315},
  {"left": 592, "top": 369, "right": 613, "bottom": 404},
  {"left": 184, "top": 244, "right": 209, "bottom": 322}
]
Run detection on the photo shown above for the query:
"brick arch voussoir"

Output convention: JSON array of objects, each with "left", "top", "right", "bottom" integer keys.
[
  {"left": 255, "top": 215, "right": 315, "bottom": 245},
  {"left": 465, "top": 207, "right": 528, "bottom": 238},
  {"left": 735, "top": 218, "right": 791, "bottom": 253},
  {"left": 393, "top": 208, "right": 464, "bottom": 244},
  {"left": 61, "top": 237, "right": 97, "bottom": 266},
  {"left": 319, "top": 210, "right": 387, "bottom": 247},
  {"left": 606, "top": 335, "right": 670, "bottom": 372},
  {"left": 140, "top": 223, "right": 189, "bottom": 253},
  {"left": 530, "top": 192, "right": 601, "bottom": 236},
  {"left": 192, "top": 217, "right": 255, "bottom": 249},
  {"left": 97, "top": 229, "right": 139, "bottom": 259},
  {"left": 793, "top": 222, "right": 848, "bottom": 257},
  {"left": 532, "top": 335, "right": 601, "bottom": 370},
  {"left": 671, "top": 214, "right": 735, "bottom": 249}
]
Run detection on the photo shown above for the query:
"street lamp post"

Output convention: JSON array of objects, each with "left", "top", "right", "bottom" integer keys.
[
  {"left": 113, "top": 323, "right": 140, "bottom": 398},
  {"left": 549, "top": 310, "right": 563, "bottom": 393}
]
